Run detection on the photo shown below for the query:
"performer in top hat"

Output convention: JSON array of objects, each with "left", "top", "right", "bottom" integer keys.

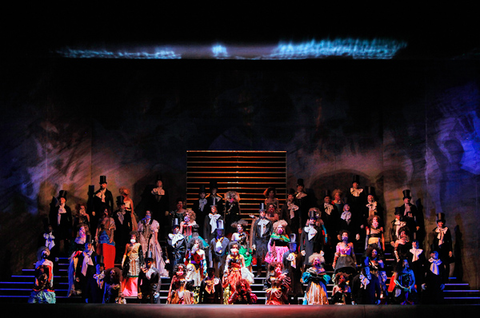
[
  {"left": 294, "top": 179, "right": 309, "bottom": 228},
  {"left": 430, "top": 213, "right": 452, "bottom": 274},
  {"left": 398, "top": 189, "right": 419, "bottom": 239},
  {"left": 193, "top": 185, "right": 208, "bottom": 231},
  {"left": 92, "top": 176, "right": 114, "bottom": 232},
  {"left": 49, "top": 190, "right": 72, "bottom": 256},
  {"left": 280, "top": 189, "right": 300, "bottom": 235},
  {"left": 252, "top": 203, "right": 273, "bottom": 277},
  {"left": 206, "top": 181, "right": 224, "bottom": 216}
]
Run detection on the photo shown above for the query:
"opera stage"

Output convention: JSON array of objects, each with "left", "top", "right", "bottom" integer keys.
[{"left": 6, "top": 304, "right": 478, "bottom": 318}]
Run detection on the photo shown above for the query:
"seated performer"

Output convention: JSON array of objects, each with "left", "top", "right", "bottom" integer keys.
[
  {"left": 228, "top": 278, "right": 257, "bottom": 304},
  {"left": 264, "top": 261, "right": 291, "bottom": 305},
  {"left": 199, "top": 267, "right": 223, "bottom": 304},
  {"left": 167, "top": 263, "right": 194, "bottom": 304},
  {"left": 331, "top": 272, "right": 353, "bottom": 305}
]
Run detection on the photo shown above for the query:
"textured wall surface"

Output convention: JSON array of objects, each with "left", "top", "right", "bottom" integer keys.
[{"left": 0, "top": 59, "right": 478, "bottom": 287}]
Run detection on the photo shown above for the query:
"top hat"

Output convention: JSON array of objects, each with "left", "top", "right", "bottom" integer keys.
[
  {"left": 58, "top": 190, "right": 68, "bottom": 200},
  {"left": 402, "top": 189, "right": 412, "bottom": 199},
  {"left": 199, "top": 185, "right": 206, "bottom": 194},
  {"left": 394, "top": 207, "right": 403, "bottom": 216},
  {"left": 297, "top": 178, "right": 305, "bottom": 187},
  {"left": 366, "top": 186, "right": 376, "bottom": 196},
  {"left": 259, "top": 202, "right": 265, "bottom": 212},
  {"left": 99, "top": 175, "right": 107, "bottom": 184},
  {"left": 116, "top": 196, "right": 125, "bottom": 206},
  {"left": 436, "top": 213, "right": 446, "bottom": 224}
]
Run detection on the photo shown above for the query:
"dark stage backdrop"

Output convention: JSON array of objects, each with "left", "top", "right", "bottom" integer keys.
[{"left": 0, "top": 59, "right": 479, "bottom": 288}]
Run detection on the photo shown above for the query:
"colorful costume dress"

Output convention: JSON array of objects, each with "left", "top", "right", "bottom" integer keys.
[
  {"left": 167, "top": 277, "right": 195, "bottom": 304},
  {"left": 121, "top": 242, "right": 143, "bottom": 296},
  {"left": 265, "top": 234, "right": 291, "bottom": 264},
  {"left": 265, "top": 272, "right": 291, "bottom": 305},
  {"left": 231, "top": 231, "right": 253, "bottom": 267},
  {"left": 138, "top": 217, "right": 168, "bottom": 276},
  {"left": 301, "top": 266, "right": 330, "bottom": 305},
  {"left": 28, "top": 259, "right": 56, "bottom": 304},
  {"left": 334, "top": 242, "right": 356, "bottom": 276}
]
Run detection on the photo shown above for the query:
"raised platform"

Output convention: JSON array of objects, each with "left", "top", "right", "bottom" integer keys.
[{"left": 4, "top": 304, "right": 479, "bottom": 318}]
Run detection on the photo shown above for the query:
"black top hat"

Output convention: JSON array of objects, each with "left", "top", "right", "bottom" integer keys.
[
  {"left": 308, "top": 209, "right": 317, "bottom": 220},
  {"left": 199, "top": 185, "right": 206, "bottom": 194},
  {"left": 259, "top": 202, "right": 265, "bottom": 211},
  {"left": 297, "top": 178, "right": 305, "bottom": 187},
  {"left": 100, "top": 175, "right": 107, "bottom": 184},
  {"left": 366, "top": 186, "right": 376, "bottom": 196},
  {"left": 402, "top": 189, "right": 412, "bottom": 199},
  {"left": 436, "top": 213, "right": 446, "bottom": 224},
  {"left": 323, "top": 189, "right": 331, "bottom": 198},
  {"left": 394, "top": 207, "right": 402, "bottom": 216},
  {"left": 116, "top": 196, "right": 125, "bottom": 206},
  {"left": 58, "top": 190, "right": 68, "bottom": 200}
]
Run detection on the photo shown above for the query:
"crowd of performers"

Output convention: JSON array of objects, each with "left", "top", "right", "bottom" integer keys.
[{"left": 30, "top": 175, "right": 453, "bottom": 305}]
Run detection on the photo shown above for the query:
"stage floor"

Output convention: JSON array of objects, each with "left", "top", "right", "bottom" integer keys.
[{"left": 5, "top": 303, "right": 478, "bottom": 318}]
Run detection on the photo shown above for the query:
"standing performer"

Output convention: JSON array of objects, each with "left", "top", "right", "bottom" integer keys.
[
  {"left": 301, "top": 252, "right": 331, "bottom": 305},
  {"left": 92, "top": 176, "right": 114, "bottom": 233},
  {"left": 167, "top": 263, "right": 194, "bottom": 304},
  {"left": 28, "top": 247, "right": 56, "bottom": 304},
  {"left": 264, "top": 261, "right": 291, "bottom": 305},
  {"left": 49, "top": 190, "right": 72, "bottom": 256},
  {"left": 121, "top": 231, "right": 143, "bottom": 297},
  {"left": 199, "top": 267, "right": 223, "bottom": 304},
  {"left": 252, "top": 205, "right": 273, "bottom": 277},
  {"left": 138, "top": 210, "right": 168, "bottom": 277}
]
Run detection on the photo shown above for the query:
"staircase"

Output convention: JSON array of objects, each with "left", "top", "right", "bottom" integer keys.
[{"left": 2, "top": 251, "right": 479, "bottom": 304}]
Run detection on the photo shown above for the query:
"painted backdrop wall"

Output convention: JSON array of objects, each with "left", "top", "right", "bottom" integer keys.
[{"left": 0, "top": 59, "right": 479, "bottom": 287}]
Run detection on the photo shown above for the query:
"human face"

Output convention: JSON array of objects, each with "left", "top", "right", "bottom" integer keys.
[
  {"left": 334, "top": 193, "right": 341, "bottom": 201},
  {"left": 231, "top": 245, "right": 239, "bottom": 255},
  {"left": 176, "top": 201, "right": 184, "bottom": 210},
  {"left": 412, "top": 241, "right": 418, "bottom": 249},
  {"left": 368, "top": 195, "right": 374, "bottom": 202},
  {"left": 145, "top": 211, "right": 151, "bottom": 219},
  {"left": 60, "top": 197, "right": 66, "bottom": 205},
  {"left": 372, "top": 249, "right": 378, "bottom": 258},
  {"left": 324, "top": 196, "right": 331, "bottom": 204},
  {"left": 437, "top": 221, "right": 444, "bottom": 228},
  {"left": 267, "top": 204, "right": 275, "bottom": 213},
  {"left": 404, "top": 197, "right": 410, "bottom": 204},
  {"left": 237, "top": 224, "right": 243, "bottom": 233},
  {"left": 287, "top": 194, "right": 294, "bottom": 202},
  {"left": 200, "top": 192, "right": 205, "bottom": 199},
  {"left": 342, "top": 232, "right": 349, "bottom": 241},
  {"left": 352, "top": 182, "right": 359, "bottom": 189},
  {"left": 100, "top": 183, "right": 107, "bottom": 189},
  {"left": 277, "top": 225, "right": 284, "bottom": 235},
  {"left": 211, "top": 206, "right": 217, "bottom": 214},
  {"left": 313, "top": 257, "right": 321, "bottom": 266},
  {"left": 156, "top": 180, "right": 163, "bottom": 188},
  {"left": 344, "top": 204, "right": 350, "bottom": 211},
  {"left": 259, "top": 210, "right": 266, "bottom": 218},
  {"left": 269, "top": 190, "right": 275, "bottom": 198},
  {"left": 275, "top": 264, "right": 282, "bottom": 275},
  {"left": 297, "top": 185, "right": 304, "bottom": 192},
  {"left": 372, "top": 217, "right": 379, "bottom": 228},
  {"left": 176, "top": 266, "right": 185, "bottom": 277}
]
